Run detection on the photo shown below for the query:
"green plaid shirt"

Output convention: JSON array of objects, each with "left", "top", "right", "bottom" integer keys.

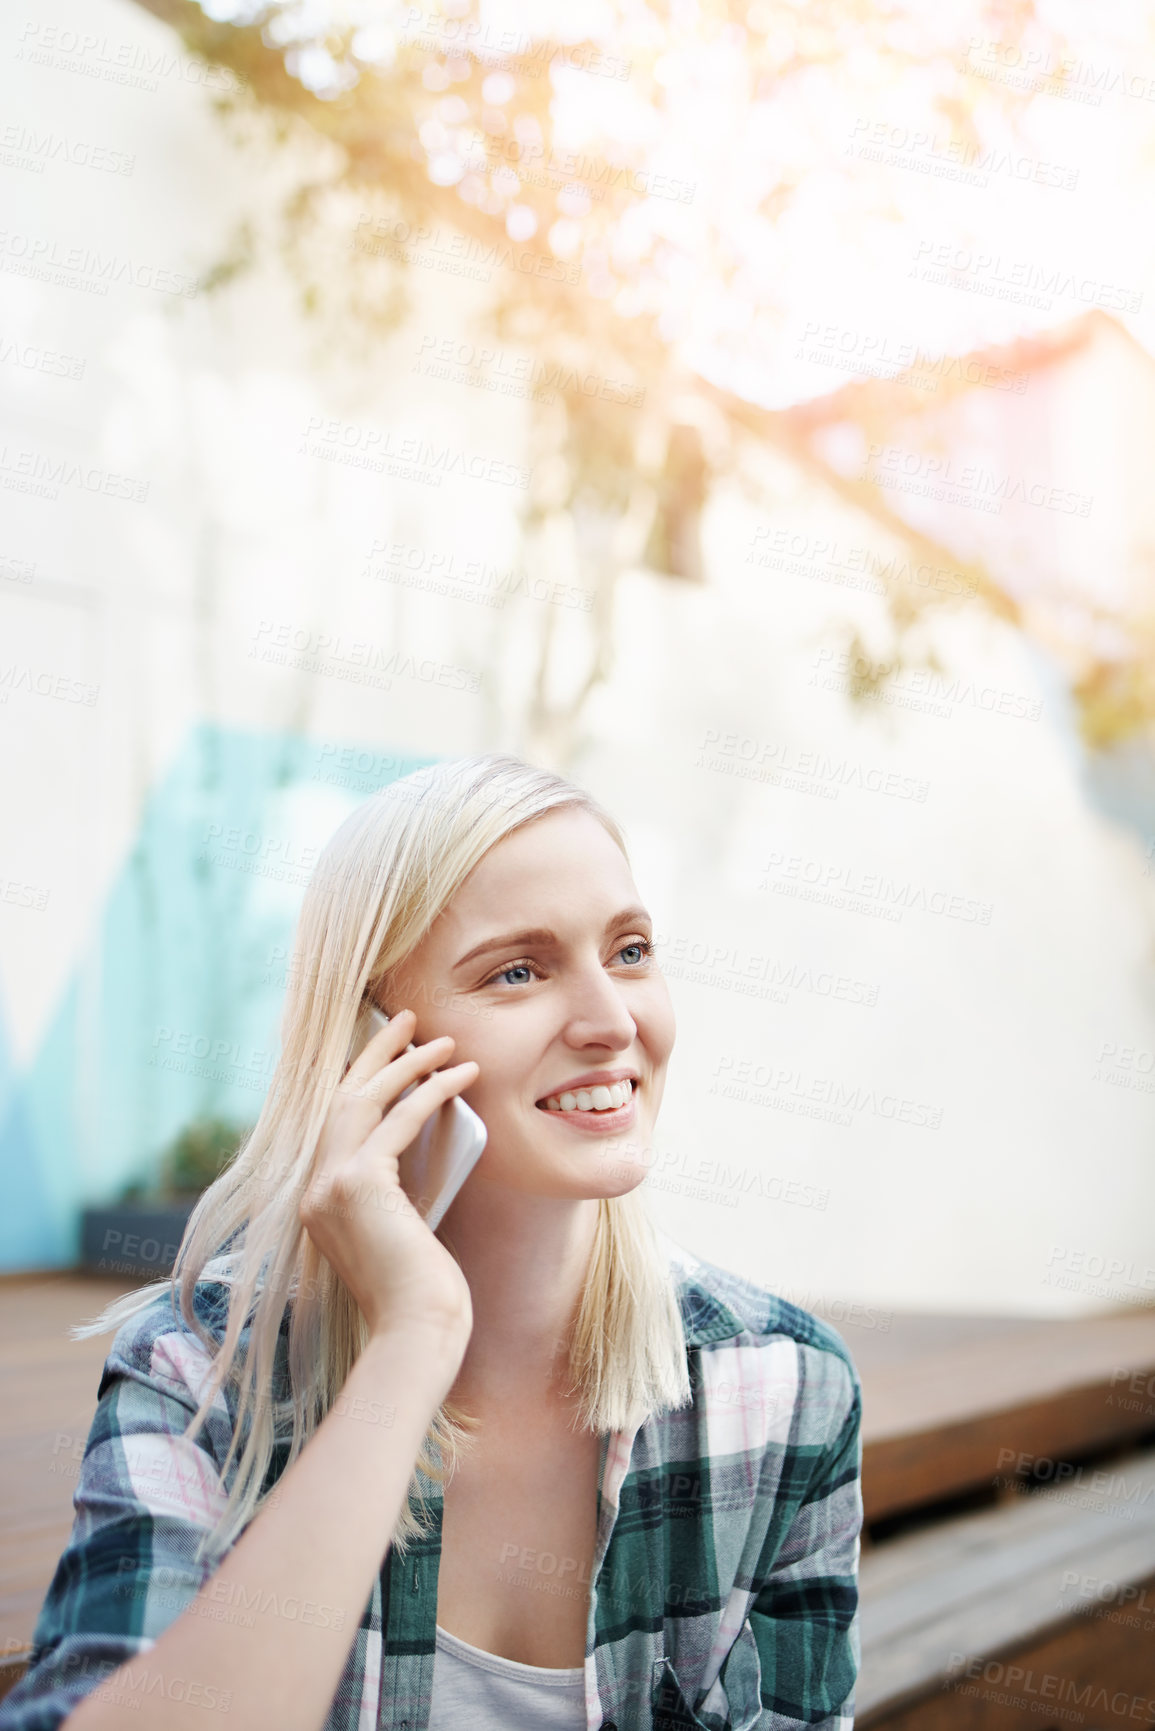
[{"left": 1, "top": 1236, "right": 861, "bottom": 1730}]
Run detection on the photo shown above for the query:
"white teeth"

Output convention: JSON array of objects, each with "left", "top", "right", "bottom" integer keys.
[{"left": 542, "top": 1081, "right": 633, "bottom": 1113}]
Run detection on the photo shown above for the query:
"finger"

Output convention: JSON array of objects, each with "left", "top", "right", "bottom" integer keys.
[
  {"left": 359, "top": 1060, "right": 480, "bottom": 1152},
  {"left": 341, "top": 1034, "right": 459, "bottom": 1111},
  {"left": 344, "top": 1007, "right": 415, "bottom": 1088}
]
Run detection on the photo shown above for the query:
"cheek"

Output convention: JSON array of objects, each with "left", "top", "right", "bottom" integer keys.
[
  {"left": 641, "top": 981, "right": 677, "bottom": 1063},
  {"left": 459, "top": 1035, "right": 525, "bottom": 1114}
]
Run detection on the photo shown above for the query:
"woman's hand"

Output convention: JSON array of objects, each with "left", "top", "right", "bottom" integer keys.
[{"left": 299, "top": 1008, "right": 478, "bottom": 1343}]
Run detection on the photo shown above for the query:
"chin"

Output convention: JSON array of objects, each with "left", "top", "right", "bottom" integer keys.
[{"left": 576, "top": 1143, "right": 652, "bottom": 1197}]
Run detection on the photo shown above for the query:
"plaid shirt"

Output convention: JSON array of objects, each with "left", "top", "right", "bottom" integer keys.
[{"left": 1, "top": 1235, "right": 861, "bottom": 1731}]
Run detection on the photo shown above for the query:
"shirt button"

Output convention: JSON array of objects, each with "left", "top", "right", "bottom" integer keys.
[{"left": 599, "top": 1722, "right": 618, "bottom": 1730}]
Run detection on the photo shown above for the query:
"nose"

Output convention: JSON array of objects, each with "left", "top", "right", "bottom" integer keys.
[{"left": 560, "top": 958, "right": 637, "bottom": 1053}]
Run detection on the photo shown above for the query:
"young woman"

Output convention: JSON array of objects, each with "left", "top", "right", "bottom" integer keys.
[{"left": 1, "top": 753, "right": 862, "bottom": 1731}]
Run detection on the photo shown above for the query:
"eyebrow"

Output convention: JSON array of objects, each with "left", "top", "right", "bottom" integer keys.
[{"left": 452, "top": 905, "right": 653, "bottom": 972}]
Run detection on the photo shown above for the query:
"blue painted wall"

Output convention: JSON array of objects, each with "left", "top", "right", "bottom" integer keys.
[{"left": 0, "top": 726, "right": 434, "bottom": 1272}]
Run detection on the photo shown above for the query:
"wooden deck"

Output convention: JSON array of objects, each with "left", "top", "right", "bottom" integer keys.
[
  {"left": 0, "top": 1273, "right": 140, "bottom": 1657},
  {"left": 3, "top": 1275, "right": 1155, "bottom": 1719}
]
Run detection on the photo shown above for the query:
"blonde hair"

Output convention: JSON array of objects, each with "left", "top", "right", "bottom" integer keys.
[{"left": 74, "top": 753, "right": 691, "bottom": 1568}]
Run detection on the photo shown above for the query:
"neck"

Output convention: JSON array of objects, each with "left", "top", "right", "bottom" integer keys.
[{"left": 436, "top": 1187, "right": 600, "bottom": 1412}]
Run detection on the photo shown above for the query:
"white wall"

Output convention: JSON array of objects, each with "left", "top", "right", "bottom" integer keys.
[{"left": 3, "top": 0, "right": 1154, "bottom": 1320}]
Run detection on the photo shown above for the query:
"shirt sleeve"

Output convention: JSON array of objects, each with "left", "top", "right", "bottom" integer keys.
[
  {"left": 0, "top": 1299, "right": 239, "bottom": 1731},
  {"left": 747, "top": 1350, "right": 863, "bottom": 1730}
]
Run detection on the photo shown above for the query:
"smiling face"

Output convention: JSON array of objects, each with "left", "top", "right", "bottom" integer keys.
[{"left": 381, "top": 805, "right": 675, "bottom": 1203}]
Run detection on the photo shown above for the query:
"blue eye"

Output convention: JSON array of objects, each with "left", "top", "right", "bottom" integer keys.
[{"left": 483, "top": 939, "right": 652, "bottom": 990}]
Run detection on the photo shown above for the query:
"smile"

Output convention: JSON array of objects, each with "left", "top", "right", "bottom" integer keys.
[{"left": 538, "top": 1080, "right": 637, "bottom": 1114}]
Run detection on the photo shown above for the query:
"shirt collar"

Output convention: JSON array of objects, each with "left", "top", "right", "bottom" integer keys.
[
  {"left": 676, "top": 1277, "right": 747, "bottom": 1346},
  {"left": 664, "top": 1238, "right": 749, "bottom": 1346}
]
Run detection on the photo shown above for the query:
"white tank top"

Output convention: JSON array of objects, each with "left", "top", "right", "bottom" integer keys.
[{"left": 428, "top": 1623, "right": 588, "bottom": 1730}]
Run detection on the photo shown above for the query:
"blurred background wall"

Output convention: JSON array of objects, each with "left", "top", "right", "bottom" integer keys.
[{"left": 3, "top": 0, "right": 1155, "bottom": 1321}]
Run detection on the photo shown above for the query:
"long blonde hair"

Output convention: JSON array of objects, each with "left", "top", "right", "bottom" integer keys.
[{"left": 74, "top": 753, "right": 691, "bottom": 1567}]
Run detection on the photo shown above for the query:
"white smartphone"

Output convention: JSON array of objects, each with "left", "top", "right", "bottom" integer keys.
[{"left": 344, "top": 1002, "right": 487, "bottom": 1231}]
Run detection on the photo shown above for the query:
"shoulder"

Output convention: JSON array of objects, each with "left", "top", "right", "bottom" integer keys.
[
  {"left": 661, "top": 1233, "right": 861, "bottom": 1444},
  {"left": 77, "top": 1280, "right": 242, "bottom": 1490},
  {"left": 102, "top": 1276, "right": 236, "bottom": 1394},
  {"left": 98, "top": 1267, "right": 291, "bottom": 1438}
]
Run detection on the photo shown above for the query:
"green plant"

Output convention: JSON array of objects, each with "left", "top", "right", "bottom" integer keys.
[{"left": 130, "top": 1116, "right": 252, "bottom": 1201}]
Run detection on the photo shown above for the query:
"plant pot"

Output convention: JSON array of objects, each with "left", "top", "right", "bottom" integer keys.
[{"left": 79, "top": 1200, "right": 200, "bottom": 1279}]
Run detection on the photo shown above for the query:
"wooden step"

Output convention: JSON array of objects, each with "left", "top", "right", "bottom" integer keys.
[
  {"left": 854, "top": 1309, "right": 1155, "bottom": 1522},
  {"left": 858, "top": 1441, "right": 1155, "bottom": 1726}
]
